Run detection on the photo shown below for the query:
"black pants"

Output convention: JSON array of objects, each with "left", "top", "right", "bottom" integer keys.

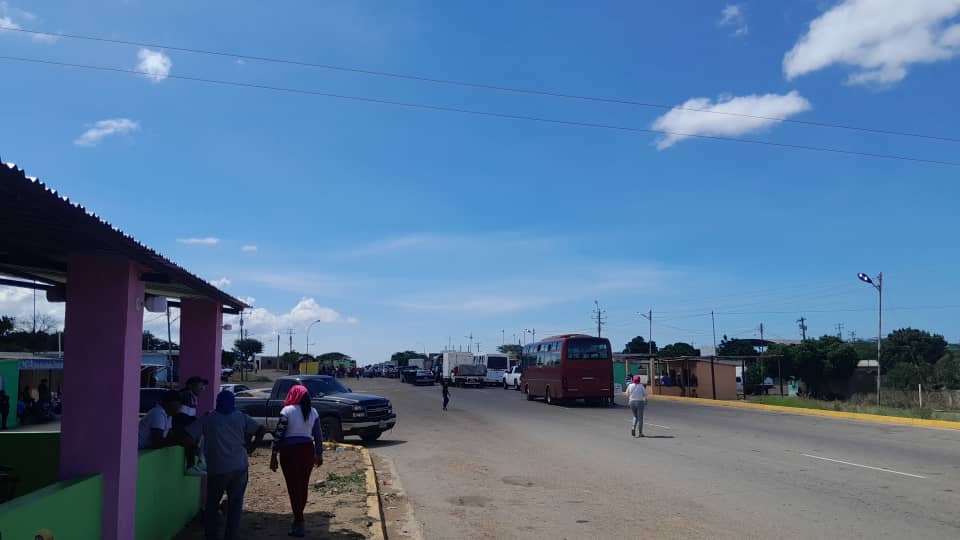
[
  {"left": 205, "top": 469, "right": 248, "bottom": 540},
  {"left": 443, "top": 395, "right": 449, "bottom": 409}
]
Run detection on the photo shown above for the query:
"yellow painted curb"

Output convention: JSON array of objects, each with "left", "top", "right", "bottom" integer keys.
[
  {"left": 322, "top": 442, "right": 387, "bottom": 540},
  {"left": 646, "top": 394, "right": 960, "bottom": 430}
]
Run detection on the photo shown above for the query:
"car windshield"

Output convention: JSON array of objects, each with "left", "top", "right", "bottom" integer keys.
[{"left": 302, "top": 378, "right": 350, "bottom": 396}]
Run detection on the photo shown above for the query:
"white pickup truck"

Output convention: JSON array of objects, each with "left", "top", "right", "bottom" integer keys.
[{"left": 502, "top": 365, "right": 522, "bottom": 390}]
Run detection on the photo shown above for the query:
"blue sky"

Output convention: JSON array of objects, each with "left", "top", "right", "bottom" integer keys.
[{"left": 2, "top": 1, "right": 960, "bottom": 363}]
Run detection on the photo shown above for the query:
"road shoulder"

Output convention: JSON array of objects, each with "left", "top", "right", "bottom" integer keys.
[{"left": 648, "top": 394, "right": 960, "bottom": 430}]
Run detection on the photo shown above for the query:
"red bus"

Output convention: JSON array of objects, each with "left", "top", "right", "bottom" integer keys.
[{"left": 521, "top": 334, "right": 614, "bottom": 405}]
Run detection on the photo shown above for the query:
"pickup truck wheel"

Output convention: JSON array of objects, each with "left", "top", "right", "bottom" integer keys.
[
  {"left": 514, "top": 380, "right": 521, "bottom": 391},
  {"left": 320, "top": 416, "right": 343, "bottom": 443},
  {"left": 503, "top": 380, "right": 508, "bottom": 390}
]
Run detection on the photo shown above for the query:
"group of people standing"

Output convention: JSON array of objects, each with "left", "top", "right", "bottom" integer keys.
[{"left": 137, "top": 377, "right": 327, "bottom": 539}]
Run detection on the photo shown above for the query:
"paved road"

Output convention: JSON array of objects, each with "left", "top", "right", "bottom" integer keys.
[{"left": 354, "top": 379, "right": 960, "bottom": 540}]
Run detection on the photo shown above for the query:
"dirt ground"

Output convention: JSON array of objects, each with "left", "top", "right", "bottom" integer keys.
[{"left": 175, "top": 445, "right": 373, "bottom": 539}]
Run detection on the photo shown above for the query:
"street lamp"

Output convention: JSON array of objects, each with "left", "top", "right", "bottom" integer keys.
[
  {"left": 305, "top": 320, "right": 323, "bottom": 355},
  {"left": 857, "top": 271, "right": 883, "bottom": 407}
]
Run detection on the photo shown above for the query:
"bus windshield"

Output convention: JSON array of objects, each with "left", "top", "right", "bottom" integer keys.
[
  {"left": 565, "top": 338, "right": 611, "bottom": 360},
  {"left": 486, "top": 356, "right": 508, "bottom": 370}
]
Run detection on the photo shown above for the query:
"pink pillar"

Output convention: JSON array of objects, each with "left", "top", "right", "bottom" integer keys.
[
  {"left": 179, "top": 298, "right": 223, "bottom": 413},
  {"left": 60, "top": 253, "right": 144, "bottom": 540}
]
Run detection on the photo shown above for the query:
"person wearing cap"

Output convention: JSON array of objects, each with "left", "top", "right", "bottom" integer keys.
[
  {"left": 176, "top": 375, "right": 209, "bottom": 476},
  {"left": 187, "top": 390, "right": 265, "bottom": 540},
  {"left": 626, "top": 375, "right": 649, "bottom": 438},
  {"left": 138, "top": 390, "right": 182, "bottom": 449}
]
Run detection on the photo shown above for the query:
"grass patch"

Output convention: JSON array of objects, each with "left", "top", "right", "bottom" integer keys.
[
  {"left": 748, "top": 396, "right": 960, "bottom": 422},
  {"left": 313, "top": 470, "right": 366, "bottom": 495}
]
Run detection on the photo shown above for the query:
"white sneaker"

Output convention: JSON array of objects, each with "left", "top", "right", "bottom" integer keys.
[{"left": 185, "top": 465, "right": 207, "bottom": 477}]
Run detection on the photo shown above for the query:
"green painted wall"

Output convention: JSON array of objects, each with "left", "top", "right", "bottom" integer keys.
[
  {"left": 135, "top": 447, "right": 201, "bottom": 540},
  {"left": 0, "top": 359, "right": 18, "bottom": 428},
  {"left": 0, "top": 474, "right": 102, "bottom": 540},
  {"left": 0, "top": 431, "right": 60, "bottom": 496}
]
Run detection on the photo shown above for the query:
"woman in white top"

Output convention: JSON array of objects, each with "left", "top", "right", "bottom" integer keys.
[
  {"left": 270, "top": 384, "right": 324, "bottom": 537},
  {"left": 626, "top": 375, "right": 648, "bottom": 437}
]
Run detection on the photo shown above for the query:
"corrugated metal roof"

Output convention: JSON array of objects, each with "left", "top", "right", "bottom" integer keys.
[{"left": 0, "top": 159, "right": 247, "bottom": 310}]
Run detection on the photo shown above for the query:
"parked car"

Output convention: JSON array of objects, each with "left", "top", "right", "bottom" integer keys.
[
  {"left": 220, "top": 384, "right": 251, "bottom": 394},
  {"left": 235, "top": 375, "right": 396, "bottom": 443},
  {"left": 503, "top": 365, "right": 523, "bottom": 390},
  {"left": 139, "top": 387, "right": 168, "bottom": 415},
  {"left": 413, "top": 370, "right": 435, "bottom": 385},
  {"left": 384, "top": 367, "right": 399, "bottom": 378},
  {"left": 220, "top": 367, "right": 234, "bottom": 381},
  {"left": 399, "top": 366, "right": 419, "bottom": 383}
]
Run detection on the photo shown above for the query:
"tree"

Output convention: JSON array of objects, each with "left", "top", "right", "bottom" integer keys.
[
  {"left": 0, "top": 315, "right": 14, "bottom": 336},
  {"left": 935, "top": 352, "right": 960, "bottom": 389},
  {"left": 848, "top": 340, "right": 878, "bottom": 361},
  {"left": 768, "top": 337, "right": 859, "bottom": 398},
  {"left": 622, "top": 336, "right": 657, "bottom": 355},
  {"left": 717, "top": 335, "right": 756, "bottom": 357},
  {"left": 658, "top": 342, "right": 700, "bottom": 358},
  {"left": 497, "top": 344, "right": 522, "bottom": 356},
  {"left": 233, "top": 338, "right": 264, "bottom": 361},
  {"left": 390, "top": 350, "right": 427, "bottom": 366},
  {"left": 880, "top": 328, "right": 947, "bottom": 372},
  {"left": 885, "top": 362, "right": 933, "bottom": 390},
  {"left": 316, "top": 352, "right": 353, "bottom": 367},
  {"left": 221, "top": 349, "right": 238, "bottom": 367}
]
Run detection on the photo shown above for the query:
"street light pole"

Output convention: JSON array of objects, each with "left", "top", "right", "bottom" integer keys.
[
  {"left": 305, "top": 319, "right": 322, "bottom": 356},
  {"left": 858, "top": 272, "right": 883, "bottom": 407}
]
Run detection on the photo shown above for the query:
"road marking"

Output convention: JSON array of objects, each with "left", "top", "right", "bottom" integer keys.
[
  {"left": 645, "top": 422, "right": 671, "bottom": 430},
  {"left": 802, "top": 453, "right": 926, "bottom": 479}
]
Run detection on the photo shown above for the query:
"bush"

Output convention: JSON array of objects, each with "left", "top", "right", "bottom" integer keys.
[{"left": 935, "top": 353, "right": 960, "bottom": 389}]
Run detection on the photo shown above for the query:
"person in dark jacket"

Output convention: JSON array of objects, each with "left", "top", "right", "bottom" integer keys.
[{"left": 442, "top": 380, "right": 450, "bottom": 411}]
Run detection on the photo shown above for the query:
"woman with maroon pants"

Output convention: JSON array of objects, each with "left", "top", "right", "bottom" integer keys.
[{"left": 270, "top": 384, "right": 324, "bottom": 537}]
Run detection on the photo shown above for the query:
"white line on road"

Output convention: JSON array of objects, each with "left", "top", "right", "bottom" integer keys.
[
  {"left": 802, "top": 453, "right": 926, "bottom": 479},
  {"left": 645, "top": 423, "right": 671, "bottom": 430}
]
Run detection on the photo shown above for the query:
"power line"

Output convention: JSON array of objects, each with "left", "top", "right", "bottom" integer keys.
[
  {"left": 3, "top": 54, "right": 960, "bottom": 168},
  {"left": 6, "top": 26, "right": 959, "bottom": 144}
]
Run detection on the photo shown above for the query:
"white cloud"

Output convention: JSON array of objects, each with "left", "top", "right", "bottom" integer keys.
[
  {"left": 176, "top": 237, "right": 221, "bottom": 245},
  {"left": 0, "top": 285, "right": 64, "bottom": 331},
  {"left": 136, "top": 48, "right": 172, "bottom": 82},
  {"left": 73, "top": 118, "right": 139, "bottom": 147},
  {"left": 784, "top": 0, "right": 960, "bottom": 85},
  {"left": 0, "top": 15, "right": 19, "bottom": 30},
  {"left": 241, "top": 245, "right": 258, "bottom": 253},
  {"left": 210, "top": 277, "right": 231, "bottom": 288},
  {"left": 0, "top": 3, "right": 57, "bottom": 44},
  {"left": 718, "top": 4, "right": 748, "bottom": 36},
  {"left": 228, "top": 297, "right": 356, "bottom": 336},
  {"left": 651, "top": 91, "right": 812, "bottom": 149}
]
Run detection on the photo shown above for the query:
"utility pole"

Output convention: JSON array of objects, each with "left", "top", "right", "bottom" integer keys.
[
  {"left": 277, "top": 334, "right": 280, "bottom": 368},
  {"left": 524, "top": 328, "right": 536, "bottom": 345},
  {"left": 239, "top": 311, "right": 245, "bottom": 381},
  {"left": 710, "top": 310, "right": 718, "bottom": 400},
  {"left": 836, "top": 322, "right": 845, "bottom": 340},
  {"left": 796, "top": 317, "right": 808, "bottom": 340},
  {"left": 849, "top": 330, "right": 857, "bottom": 342},
  {"left": 592, "top": 300, "right": 606, "bottom": 337},
  {"left": 759, "top": 322, "right": 765, "bottom": 382},
  {"left": 285, "top": 328, "right": 296, "bottom": 353},
  {"left": 501, "top": 329, "right": 505, "bottom": 346},
  {"left": 166, "top": 305, "right": 174, "bottom": 383},
  {"left": 447, "top": 336, "right": 452, "bottom": 351},
  {"left": 639, "top": 310, "right": 653, "bottom": 357},
  {"left": 465, "top": 333, "right": 474, "bottom": 353},
  {"left": 476, "top": 340, "right": 481, "bottom": 353}
]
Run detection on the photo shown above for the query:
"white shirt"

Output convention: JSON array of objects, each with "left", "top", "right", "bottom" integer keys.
[
  {"left": 278, "top": 405, "right": 320, "bottom": 439},
  {"left": 138, "top": 405, "right": 172, "bottom": 449},
  {"left": 626, "top": 382, "right": 648, "bottom": 402}
]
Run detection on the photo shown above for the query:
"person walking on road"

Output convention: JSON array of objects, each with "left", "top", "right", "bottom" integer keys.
[
  {"left": 626, "top": 375, "right": 648, "bottom": 437},
  {"left": 186, "top": 390, "right": 265, "bottom": 540},
  {"left": 441, "top": 380, "right": 450, "bottom": 411},
  {"left": 270, "top": 384, "right": 324, "bottom": 538}
]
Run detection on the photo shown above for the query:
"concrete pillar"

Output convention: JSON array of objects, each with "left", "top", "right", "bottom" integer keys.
[
  {"left": 179, "top": 298, "right": 223, "bottom": 414},
  {"left": 60, "top": 253, "right": 144, "bottom": 540}
]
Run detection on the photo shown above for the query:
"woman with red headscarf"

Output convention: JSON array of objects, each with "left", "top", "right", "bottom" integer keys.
[
  {"left": 625, "top": 375, "right": 649, "bottom": 438},
  {"left": 270, "top": 384, "right": 324, "bottom": 537}
]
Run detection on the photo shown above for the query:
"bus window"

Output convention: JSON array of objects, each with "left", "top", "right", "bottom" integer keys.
[{"left": 566, "top": 338, "right": 611, "bottom": 360}]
